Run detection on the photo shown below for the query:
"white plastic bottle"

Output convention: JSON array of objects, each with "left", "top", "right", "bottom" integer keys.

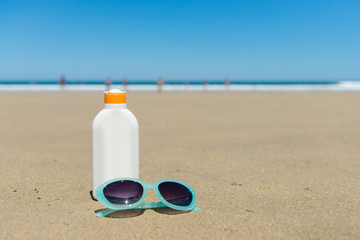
[{"left": 92, "top": 89, "right": 139, "bottom": 198}]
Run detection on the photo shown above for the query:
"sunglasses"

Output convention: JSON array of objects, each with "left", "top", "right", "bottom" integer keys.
[{"left": 94, "top": 178, "right": 199, "bottom": 217}]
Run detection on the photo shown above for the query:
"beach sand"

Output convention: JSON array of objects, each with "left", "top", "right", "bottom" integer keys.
[{"left": 0, "top": 92, "right": 359, "bottom": 239}]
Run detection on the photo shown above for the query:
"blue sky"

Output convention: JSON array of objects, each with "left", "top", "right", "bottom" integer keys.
[{"left": 0, "top": 0, "right": 359, "bottom": 81}]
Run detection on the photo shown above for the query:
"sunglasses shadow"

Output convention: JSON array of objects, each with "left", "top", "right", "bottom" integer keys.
[
  {"left": 153, "top": 207, "right": 192, "bottom": 215},
  {"left": 95, "top": 207, "right": 191, "bottom": 218}
]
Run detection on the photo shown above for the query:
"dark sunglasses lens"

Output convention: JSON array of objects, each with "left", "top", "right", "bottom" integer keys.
[
  {"left": 158, "top": 182, "right": 193, "bottom": 206},
  {"left": 103, "top": 180, "right": 143, "bottom": 205}
]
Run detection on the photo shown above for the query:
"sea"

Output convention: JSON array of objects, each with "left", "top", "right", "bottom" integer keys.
[{"left": 1, "top": 80, "right": 360, "bottom": 92}]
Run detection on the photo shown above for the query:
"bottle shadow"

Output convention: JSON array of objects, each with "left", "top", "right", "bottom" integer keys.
[{"left": 95, "top": 207, "right": 192, "bottom": 218}]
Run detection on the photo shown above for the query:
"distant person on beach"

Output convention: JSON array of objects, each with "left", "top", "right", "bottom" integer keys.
[
  {"left": 225, "top": 78, "right": 231, "bottom": 91},
  {"left": 184, "top": 80, "right": 189, "bottom": 90},
  {"left": 105, "top": 77, "right": 111, "bottom": 90},
  {"left": 59, "top": 76, "right": 66, "bottom": 91},
  {"left": 157, "top": 77, "right": 164, "bottom": 92},
  {"left": 123, "top": 77, "right": 129, "bottom": 91},
  {"left": 203, "top": 80, "right": 208, "bottom": 92}
]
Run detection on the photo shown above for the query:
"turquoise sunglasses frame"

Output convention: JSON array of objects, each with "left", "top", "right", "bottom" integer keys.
[{"left": 95, "top": 178, "right": 199, "bottom": 217}]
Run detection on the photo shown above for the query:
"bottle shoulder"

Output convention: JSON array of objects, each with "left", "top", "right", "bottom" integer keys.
[{"left": 92, "top": 109, "right": 138, "bottom": 128}]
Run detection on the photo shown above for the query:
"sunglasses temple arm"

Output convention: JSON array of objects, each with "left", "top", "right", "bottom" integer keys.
[
  {"left": 96, "top": 209, "right": 119, "bottom": 217},
  {"left": 136, "top": 201, "right": 167, "bottom": 209},
  {"left": 96, "top": 202, "right": 200, "bottom": 217},
  {"left": 139, "top": 202, "right": 200, "bottom": 211}
]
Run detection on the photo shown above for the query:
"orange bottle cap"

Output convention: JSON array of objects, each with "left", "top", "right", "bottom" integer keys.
[{"left": 104, "top": 89, "right": 126, "bottom": 104}]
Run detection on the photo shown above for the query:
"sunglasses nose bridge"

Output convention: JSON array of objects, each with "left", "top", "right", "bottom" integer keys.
[
  {"left": 141, "top": 182, "right": 156, "bottom": 197},
  {"left": 142, "top": 182, "right": 157, "bottom": 190},
  {"left": 141, "top": 186, "right": 159, "bottom": 202},
  {"left": 141, "top": 182, "right": 150, "bottom": 190}
]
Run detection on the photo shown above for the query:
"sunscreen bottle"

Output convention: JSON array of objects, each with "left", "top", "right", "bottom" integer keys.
[{"left": 92, "top": 89, "right": 139, "bottom": 198}]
